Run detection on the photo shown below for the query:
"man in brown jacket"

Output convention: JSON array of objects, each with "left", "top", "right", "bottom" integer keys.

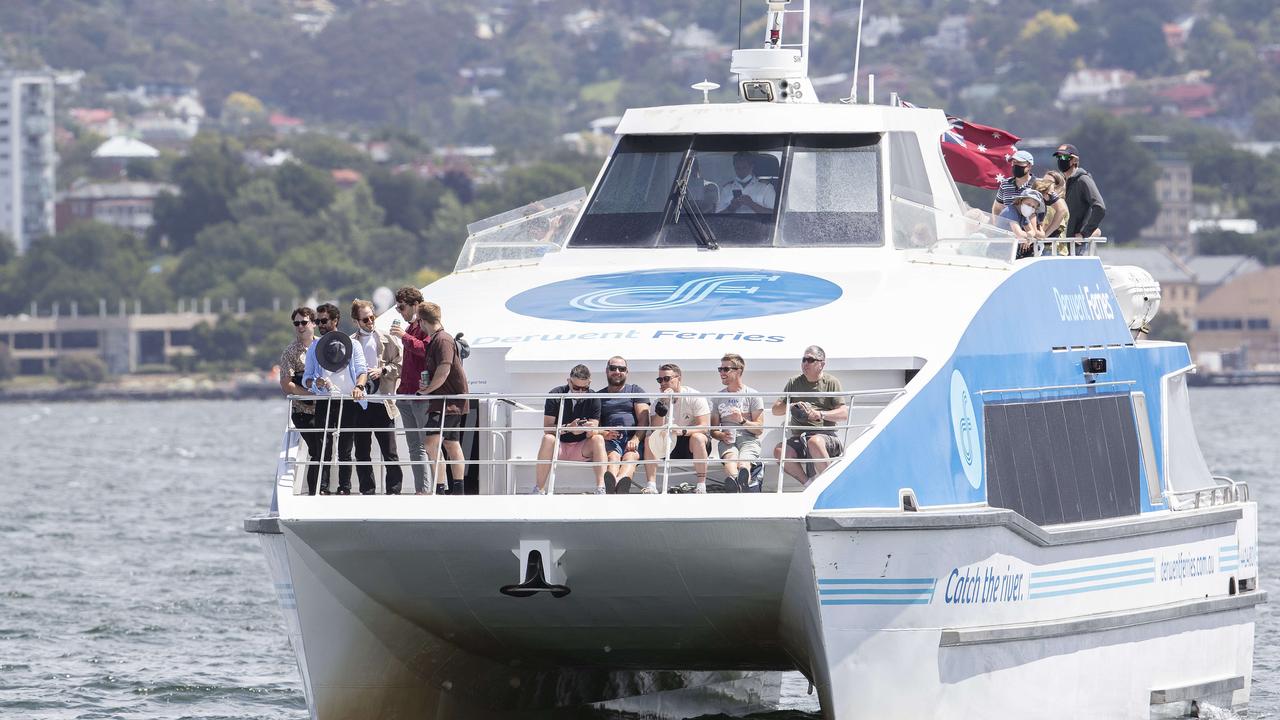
[{"left": 349, "top": 299, "right": 404, "bottom": 494}]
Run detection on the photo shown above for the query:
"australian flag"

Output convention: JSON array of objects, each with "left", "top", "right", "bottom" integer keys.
[
  {"left": 901, "top": 101, "right": 1022, "bottom": 189},
  {"left": 939, "top": 116, "right": 1022, "bottom": 189}
]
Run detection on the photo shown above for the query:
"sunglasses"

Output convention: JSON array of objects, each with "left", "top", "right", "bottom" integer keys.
[
  {"left": 717, "top": 366, "right": 740, "bottom": 373},
  {"left": 292, "top": 320, "right": 310, "bottom": 327},
  {"left": 607, "top": 364, "right": 628, "bottom": 372},
  {"left": 656, "top": 375, "right": 675, "bottom": 383},
  {"left": 569, "top": 383, "right": 590, "bottom": 392},
  {"left": 1053, "top": 153, "right": 1072, "bottom": 159},
  {"left": 357, "top": 315, "right": 375, "bottom": 324},
  {"left": 802, "top": 356, "right": 822, "bottom": 364},
  {"left": 316, "top": 317, "right": 333, "bottom": 325}
]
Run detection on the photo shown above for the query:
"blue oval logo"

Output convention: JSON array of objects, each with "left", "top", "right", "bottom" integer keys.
[{"left": 506, "top": 268, "right": 842, "bottom": 323}]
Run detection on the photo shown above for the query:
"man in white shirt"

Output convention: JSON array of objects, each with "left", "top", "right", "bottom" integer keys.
[
  {"left": 717, "top": 152, "right": 776, "bottom": 215},
  {"left": 645, "top": 362, "right": 711, "bottom": 493}
]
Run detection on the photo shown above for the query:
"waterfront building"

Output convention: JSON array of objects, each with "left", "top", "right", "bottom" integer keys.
[{"left": 0, "top": 67, "right": 57, "bottom": 254}]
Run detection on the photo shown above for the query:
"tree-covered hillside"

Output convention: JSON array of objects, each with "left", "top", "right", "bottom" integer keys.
[{"left": 6, "top": 0, "right": 1279, "bottom": 144}]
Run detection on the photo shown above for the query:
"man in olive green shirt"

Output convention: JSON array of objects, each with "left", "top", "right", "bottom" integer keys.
[{"left": 771, "top": 345, "right": 849, "bottom": 484}]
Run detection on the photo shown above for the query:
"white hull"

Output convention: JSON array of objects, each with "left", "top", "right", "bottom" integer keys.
[
  {"left": 806, "top": 505, "right": 1263, "bottom": 718},
  {"left": 251, "top": 496, "right": 1262, "bottom": 719}
]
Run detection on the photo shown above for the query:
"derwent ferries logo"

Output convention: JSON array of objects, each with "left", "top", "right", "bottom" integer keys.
[
  {"left": 507, "top": 269, "right": 842, "bottom": 323},
  {"left": 1053, "top": 284, "right": 1116, "bottom": 323}
]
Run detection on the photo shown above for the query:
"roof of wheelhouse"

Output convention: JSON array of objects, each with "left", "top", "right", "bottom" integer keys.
[{"left": 615, "top": 102, "right": 950, "bottom": 137}]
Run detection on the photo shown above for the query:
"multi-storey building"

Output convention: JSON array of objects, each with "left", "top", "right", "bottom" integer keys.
[{"left": 0, "top": 68, "right": 57, "bottom": 254}]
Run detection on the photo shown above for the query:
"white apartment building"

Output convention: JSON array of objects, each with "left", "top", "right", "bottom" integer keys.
[{"left": 0, "top": 68, "right": 57, "bottom": 254}]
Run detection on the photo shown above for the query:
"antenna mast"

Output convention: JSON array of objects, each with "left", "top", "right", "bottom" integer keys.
[
  {"left": 729, "top": 0, "right": 816, "bottom": 103},
  {"left": 843, "top": 0, "right": 866, "bottom": 103}
]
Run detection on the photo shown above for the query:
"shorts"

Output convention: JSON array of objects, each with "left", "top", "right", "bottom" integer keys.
[
  {"left": 425, "top": 411, "right": 466, "bottom": 441},
  {"left": 718, "top": 432, "right": 761, "bottom": 461},
  {"left": 557, "top": 439, "right": 594, "bottom": 461},
  {"left": 604, "top": 433, "right": 637, "bottom": 457},
  {"left": 786, "top": 432, "right": 844, "bottom": 479},
  {"left": 671, "top": 434, "right": 712, "bottom": 460}
]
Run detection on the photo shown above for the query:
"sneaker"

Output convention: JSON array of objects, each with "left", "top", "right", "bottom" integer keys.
[
  {"left": 435, "top": 484, "right": 448, "bottom": 495},
  {"left": 723, "top": 475, "right": 740, "bottom": 493},
  {"left": 695, "top": 482, "right": 707, "bottom": 494},
  {"left": 318, "top": 488, "right": 331, "bottom": 496},
  {"left": 737, "top": 466, "right": 751, "bottom": 490},
  {"left": 449, "top": 480, "right": 464, "bottom": 496},
  {"left": 528, "top": 485, "right": 547, "bottom": 495},
  {"left": 615, "top": 477, "right": 634, "bottom": 495},
  {"left": 335, "top": 487, "right": 351, "bottom": 495},
  {"left": 591, "top": 486, "right": 607, "bottom": 495},
  {"left": 603, "top": 471, "right": 617, "bottom": 494},
  {"left": 641, "top": 482, "right": 659, "bottom": 494}
]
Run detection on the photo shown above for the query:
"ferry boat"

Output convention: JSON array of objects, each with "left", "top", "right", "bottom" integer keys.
[{"left": 245, "top": 2, "right": 1264, "bottom": 717}]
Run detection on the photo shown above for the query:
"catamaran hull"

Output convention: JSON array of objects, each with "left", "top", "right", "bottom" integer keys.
[
  {"left": 254, "top": 516, "right": 803, "bottom": 719},
  {"left": 805, "top": 504, "right": 1263, "bottom": 719},
  {"left": 252, "top": 500, "right": 1262, "bottom": 719}
]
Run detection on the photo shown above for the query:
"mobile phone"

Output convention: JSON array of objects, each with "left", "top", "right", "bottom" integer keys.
[{"left": 732, "top": 189, "right": 743, "bottom": 198}]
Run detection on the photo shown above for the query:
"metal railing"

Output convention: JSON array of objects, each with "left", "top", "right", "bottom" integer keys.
[
  {"left": 280, "top": 388, "right": 906, "bottom": 496},
  {"left": 1165, "top": 475, "right": 1250, "bottom": 510},
  {"left": 890, "top": 195, "right": 1107, "bottom": 263}
]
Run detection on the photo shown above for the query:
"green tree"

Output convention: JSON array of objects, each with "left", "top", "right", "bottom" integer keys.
[
  {"left": 236, "top": 268, "right": 300, "bottom": 310},
  {"left": 1063, "top": 113, "right": 1158, "bottom": 243},
  {"left": 57, "top": 355, "right": 108, "bottom": 385},
  {"left": 367, "top": 170, "right": 446, "bottom": 237},
  {"left": 287, "top": 133, "right": 373, "bottom": 172},
  {"left": 275, "top": 161, "right": 337, "bottom": 216},
  {"left": 190, "top": 314, "right": 250, "bottom": 364},
  {"left": 149, "top": 133, "right": 249, "bottom": 252},
  {"left": 1146, "top": 312, "right": 1188, "bottom": 343},
  {"left": 1098, "top": 8, "right": 1170, "bottom": 72},
  {"left": 1, "top": 223, "right": 150, "bottom": 315}
]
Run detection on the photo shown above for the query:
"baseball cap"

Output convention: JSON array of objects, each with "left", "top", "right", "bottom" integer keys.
[
  {"left": 1011, "top": 150, "right": 1034, "bottom": 165},
  {"left": 1015, "top": 187, "right": 1045, "bottom": 211},
  {"left": 1054, "top": 143, "right": 1079, "bottom": 158}
]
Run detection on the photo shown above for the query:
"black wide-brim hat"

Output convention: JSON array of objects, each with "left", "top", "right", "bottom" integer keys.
[{"left": 316, "top": 330, "right": 353, "bottom": 372}]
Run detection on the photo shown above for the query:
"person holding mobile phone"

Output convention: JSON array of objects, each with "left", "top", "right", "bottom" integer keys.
[
  {"left": 716, "top": 151, "right": 777, "bottom": 215},
  {"left": 531, "top": 364, "right": 608, "bottom": 495}
]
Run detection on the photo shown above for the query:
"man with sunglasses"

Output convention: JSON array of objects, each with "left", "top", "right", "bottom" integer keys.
[
  {"left": 597, "top": 356, "right": 649, "bottom": 494},
  {"left": 348, "top": 299, "right": 403, "bottom": 495},
  {"left": 771, "top": 346, "right": 848, "bottom": 485},
  {"left": 646, "top": 363, "right": 711, "bottom": 494},
  {"left": 279, "top": 305, "right": 329, "bottom": 496},
  {"left": 1053, "top": 143, "right": 1107, "bottom": 241},
  {"left": 532, "top": 364, "right": 609, "bottom": 495},
  {"left": 711, "top": 353, "right": 764, "bottom": 492},
  {"left": 301, "top": 302, "right": 368, "bottom": 495}
]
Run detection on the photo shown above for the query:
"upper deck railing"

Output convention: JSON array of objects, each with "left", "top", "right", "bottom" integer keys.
[
  {"left": 891, "top": 195, "right": 1106, "bottom": 264},
  {"left": 280, "top": 388, "right": 905, "bottom": 496}
]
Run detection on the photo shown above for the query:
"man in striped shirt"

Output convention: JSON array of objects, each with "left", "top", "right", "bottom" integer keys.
[{"left": 990, "top": 150, "right": 1036, "bottom": 225}]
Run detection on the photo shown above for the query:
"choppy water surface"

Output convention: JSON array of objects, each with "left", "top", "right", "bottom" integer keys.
[{"left": 0, "top": 390, "right": 1274, "bottom": 718}]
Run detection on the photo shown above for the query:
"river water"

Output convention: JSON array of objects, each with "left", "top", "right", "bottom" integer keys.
[{"left": 0, "top": 388, "right": 1275, "bottom": 718}]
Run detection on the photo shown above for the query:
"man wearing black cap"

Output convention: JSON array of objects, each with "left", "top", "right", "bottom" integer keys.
[
  {"left": 302, "top": 302, "right": 368, "bottom": 495},
  {"left": 1054, "top": 143, "right": 1107, "bottom": 240}
]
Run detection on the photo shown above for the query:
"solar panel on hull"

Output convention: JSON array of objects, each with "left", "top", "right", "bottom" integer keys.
[{"left": 983, "top": 394, "right": 1142, "bottom": 526}]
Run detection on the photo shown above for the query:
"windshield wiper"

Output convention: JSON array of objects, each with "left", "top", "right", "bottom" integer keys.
[{"left": 672, "top": 158, "right": 718, "bottom": 250}]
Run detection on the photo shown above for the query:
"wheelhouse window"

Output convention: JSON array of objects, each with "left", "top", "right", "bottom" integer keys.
[
  {"left": 568, "top": 133, "right": 884, "bottom": 248},
  {"left": 780, "top": 134, "right": 880, "bottom": 246}
]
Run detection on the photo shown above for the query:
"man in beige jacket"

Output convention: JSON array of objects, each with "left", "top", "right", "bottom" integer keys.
[{"left": 350, "top": 299, "right": 404, "bottom": 494}]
